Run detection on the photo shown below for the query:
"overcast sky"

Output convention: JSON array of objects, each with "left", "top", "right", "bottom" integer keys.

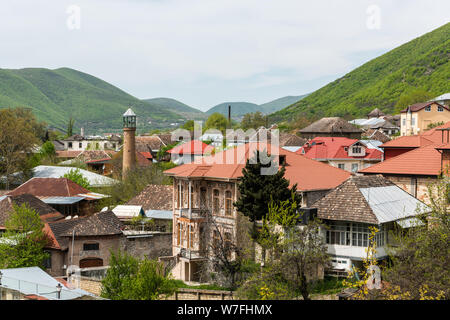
[{"left": 1, "top": 0, "right": 449, "bottom": 111}]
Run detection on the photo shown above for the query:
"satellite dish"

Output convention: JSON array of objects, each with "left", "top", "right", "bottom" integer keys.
[{"left": 366, "top": 265, "right": 381, "bottom": 290}]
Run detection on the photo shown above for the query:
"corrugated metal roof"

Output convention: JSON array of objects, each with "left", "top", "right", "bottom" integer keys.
[
  {"left": 41, "top": 196, "right": 85, "bottom": 205},
  {"left": 359, "top": 186, "right": 430, "bottom": 223},
  {"left": 396, "top": 217, "right": 425, "bottom": 228},
  {"left": 282, "top": 146, "right": 302, "bottom": 153},
  {"left": 112, "top": 205, "right": 144, "bottom": 218},
  {"left": 0, "top": 267, "right": 95, "bottom": 300},
  {"left": 145, "top": 210, "right": 173, "bottom": 220}
]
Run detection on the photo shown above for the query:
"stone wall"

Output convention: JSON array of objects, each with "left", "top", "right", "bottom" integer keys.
[
  {"left": 384, "top": 174, "right": 437, "bottom": 204},
  {"left": 79, "top": 277, "right": 103, "bottom": 296},
  {"left": 121, "top": 232, "right": 172, "bottom": 260}
]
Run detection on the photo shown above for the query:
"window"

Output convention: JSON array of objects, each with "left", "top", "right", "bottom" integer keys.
[
  {"left": 352, "top": 224, "right": 369, "bottom": 247},
  {"left": 68, "top": 142, "right": 73, "bottom": 148},
  {"left": 213, "top": 189, "right": 220, "bottom": 214},
  {"left": 351, "top": 163, "right": 358, "bottom": 173},
  {"left": 83, "top": 243, "right": 99, "bottom": 251},
  {"left": 43, "top": 251, "right": 52, "bottom": 269},
  {"left": 425, "top": 106, "right": 431, "bottom": 112},
  {"left": 177, "top": 223, "right": 182, "bottom": 245},
  {"left": 177, "top": 184, "right": 183, "bottom": 208},
  {"left": 438, "top": 106, "right": 444, "bottom": 112},
  {"left": 402, "top": 118, "right": 406, "bottom": 126},
  {"left": 326, "top": 223, "right": 350, "bottom": 245},
  {"left": 79, "top": 142, "right": 82, "bottom": 148},
  {"left": 338, "top": 163, "right": 345, "bottom": 170},
  {"left": 352, "top": 146, "right": 362, "bottom": 154},
  {"left": 411, "top": 117, "right": 415, "bottom": 126},
  {"left": 224, "top": 232, "right": 232, "bottom": 259},
  {"left": 225, "top": 190, "right": 233, "bottom": 216},
  {"left": 190, "top": 186, "right": 194, "bottom": 208},
  {"left": 189, "top": 224, "right": 194, "bottom": 249},
  {"left": 326, "top": 223, "right": 386, "bottom": 247},
  {"left": 213, "top": 230, "right": 220, "bottom": 249}
]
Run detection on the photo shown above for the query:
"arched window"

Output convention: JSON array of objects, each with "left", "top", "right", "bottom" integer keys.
[
  {"left": 225, "top": 190, "right": 233, "bottom": 216},
  {"left": 213, "top": 189, "right": 220, "bottom": 214}
]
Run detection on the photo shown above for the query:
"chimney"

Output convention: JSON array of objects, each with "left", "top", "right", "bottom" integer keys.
[{"left": 80, "top": 127, "right": 84, "bottom": 137}]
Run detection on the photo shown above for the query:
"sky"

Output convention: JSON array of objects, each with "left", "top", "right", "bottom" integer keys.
[{"left": 1, "top": 0, "right": 449, "bottom": 111}]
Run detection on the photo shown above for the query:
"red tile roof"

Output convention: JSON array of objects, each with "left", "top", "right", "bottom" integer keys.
[
  {"left": 297, "top": 137, "right": 383, "bottom": 160},
  {"left": 359, "top": 144, "right": 443, "bottom": 176},
  {"left": 380, "top": 135, "right": 434, "bottom": 148},
  {"left": 139, "top": 152, "right": 153, "bottom": 159},
  {"left": 56, "top": 150, "right": 82, "bottom": 158},
  {"left": 165, "top": 142, "right": 351, "bottom": 192},
  {"left": 168, "top": 140, "right": 214, "bottom": 155},
  {"left": 7, "top": 178, "right": 91, "bottom": 197}
]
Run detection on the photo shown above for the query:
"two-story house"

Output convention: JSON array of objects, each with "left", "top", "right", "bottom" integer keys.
[
  {"left": 400, "top": 101, "right": 450, "bottom": 136},
  {"left": 163, "top": 142, "right": 351, "bottom": 282},
  {"left": 297, "top": 137, "right": 383, "bottom": 173},
  {"left": 312, "top": 175, "right": 430, "bottom": 273}
]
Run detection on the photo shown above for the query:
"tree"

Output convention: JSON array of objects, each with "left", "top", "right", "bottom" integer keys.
[
  {"left": 241, "top": 112, "right": 268, "bottom": 130},
  {"left": 181, "top": 120, "right": 195, "bottom": 131},
  {"left": 234, "top": 150, "right": 300, "bottom": 223},
  {"left": 263, "top": 195, "right": 330, "bottom": 300},
  {"left": 67, "top": 117, "right": 75, "bottom": 137},
  {"left": 0, "top": 203, "right": 49, "bottom": 269},
  {"left": 237, "top": 195, "right": 330, "bottom": 300},
  {"left": 101, "top": 250, "right": 176, "bottom": 300},
  {"left": 381, "top": 176, "right": 449, "bottom": 300},
  {"left": 62, "top": 168, "right": 90, "bottom": 189},
  {"left": 0, "top": 108, "right": 40, "bottom": 189},
  {"left": 205, "top": 113, "right": 229, "bottom": 133}
]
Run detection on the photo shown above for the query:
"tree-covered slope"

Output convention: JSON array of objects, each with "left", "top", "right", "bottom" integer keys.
[
  {"left": 271, "top": 22, "right": 450, "bottom": 123},
  {"left": 0, "top": 67, "right": 182, "bottom": 133}
]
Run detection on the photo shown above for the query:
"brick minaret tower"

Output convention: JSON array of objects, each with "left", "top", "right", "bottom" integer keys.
[{"left": 122, "top": 108, "right": 136, "bottom": 179}]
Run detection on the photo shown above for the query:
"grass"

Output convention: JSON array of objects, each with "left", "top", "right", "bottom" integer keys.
[{"left": 309, "top": 276, "right": 347, "bottom": 295}]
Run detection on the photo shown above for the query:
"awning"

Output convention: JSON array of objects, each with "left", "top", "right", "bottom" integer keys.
[{"left": 396, "top": 217, "right": 424, "bottom": 228}]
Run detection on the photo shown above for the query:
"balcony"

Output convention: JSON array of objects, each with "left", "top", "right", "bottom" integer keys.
[
  {"left": 178, "top": 207, "right": 209, "bottom": 220},
  {"left": 179, "top": 247, "right": 207, "bottom": 260}
]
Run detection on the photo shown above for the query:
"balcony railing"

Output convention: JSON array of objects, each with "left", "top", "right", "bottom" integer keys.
[
  {"left": 178, "top": 208, "right": 209, "bottom": 219},
  {"left": 179, "top": 247, "right": 206, "bottom": 260}
]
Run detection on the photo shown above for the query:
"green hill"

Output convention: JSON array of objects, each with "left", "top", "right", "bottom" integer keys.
[
  {"left": 143, "top": 97, "right": 207, "bottom": 120},
  {"left": 259, "top": 95, "right": 308, "bottom": 113},
  {"left": 0, "top": 67, "right": 183, "bottom": 133},
  {"left": 206, "top": 102, "right": 260, "bottom": 118},
  {"left": 271, "top": 22, "right": 450, "bottom": 123},
  {"left": 206, "top": 95, "right": 307, "bottom": 119}
]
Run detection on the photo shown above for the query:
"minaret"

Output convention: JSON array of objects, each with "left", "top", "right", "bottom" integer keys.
[{"left": 122, "top": 108, "right": 136, "bottom": 179}]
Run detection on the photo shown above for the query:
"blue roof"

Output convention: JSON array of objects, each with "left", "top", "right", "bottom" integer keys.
[{"left": 145, "top": 210, "right": 172, "bottom": 220}]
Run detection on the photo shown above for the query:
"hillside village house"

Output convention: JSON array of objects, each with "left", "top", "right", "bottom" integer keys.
[
  {"left": 6, "top": 178, "right": 108, "bottom": 217},
  {"left": 168, "top": 140, "right": 215, "bottom": 165},
  {"left": 297, "top": 137, "right": 383, "bottom": 173},
  {"left": 163, "top": 142, "right": 350, "bottom": 282},
  {"left": 298, "top": 117, "right": 363, "bottom": 140},
  {"left": 360, "top": 122, "right": 450, "bottom": 204},
  {"left": 312, "top": 175, "right": 429, "bottom": 272},
  {"left": 400, "top": 101, "right": 450, "bottom": 136},
  {"left": 62, "top": 134, "right": 121, "bottom": 152}
]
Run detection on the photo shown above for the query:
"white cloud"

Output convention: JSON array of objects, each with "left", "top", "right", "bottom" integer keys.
[{"left": 0, "top": 0, "right": 448, "bottom": 110}]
